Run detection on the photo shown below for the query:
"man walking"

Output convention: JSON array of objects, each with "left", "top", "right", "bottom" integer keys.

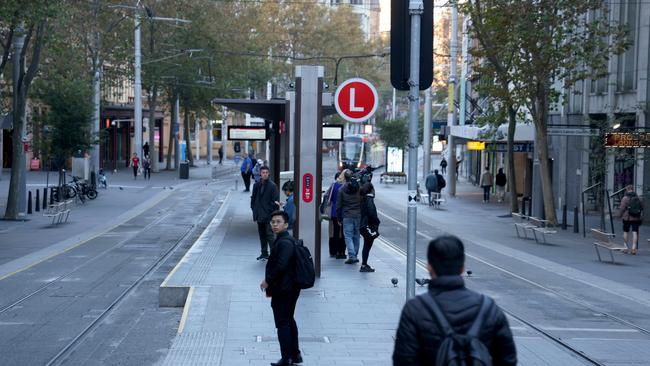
[
  {"left": 336, "top": 170, "right": 362, "bottom": 264},
  {"left": 218, "top": 144, "right": 223, "bottom": 165},
  {"left": 251, "top": 166, "right": 279, "bottom": 260},
  {"left": 439, "top": 157, "right": 447, "bottom": 175},
  {"left": 241, "top": 152, "right": 253, "bottom": 192},
  {"left": 424, "top": 170, "right": 438, "bottom": 206},
  {"left": 260, "top": 210, "right": 303, "bottom": 366},
  {"left": 393, "top": 235, "right": 517, "bottom": 365},
  {"left": 618, "top": 184, "right": 644, "bottom": 255},
  {"left": 479, "top": 166, "right": 493, "bottom": 203},
  {"left": 143, "top": 155, "right": 152, "bottom": 180}
]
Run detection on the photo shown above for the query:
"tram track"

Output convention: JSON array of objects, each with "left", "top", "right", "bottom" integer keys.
[
  {"left": 377, "top": 209, "right": 650, "bottom": 365},
  {"left": 43, "top": 191, "right": 226, "bottom": 366}
]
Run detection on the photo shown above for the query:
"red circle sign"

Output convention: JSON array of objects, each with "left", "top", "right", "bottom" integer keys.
[{"left": 334, "top": 78, "right": 378, "bottom": 123}]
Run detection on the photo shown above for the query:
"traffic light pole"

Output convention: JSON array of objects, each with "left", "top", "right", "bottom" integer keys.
[{"left": 406, "top": 0, "right": 423, "bottom": 301}]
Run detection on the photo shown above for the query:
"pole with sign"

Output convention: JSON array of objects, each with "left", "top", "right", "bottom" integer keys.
[{"left": 334, "top": 78, "right": 378, "bottom": 123}]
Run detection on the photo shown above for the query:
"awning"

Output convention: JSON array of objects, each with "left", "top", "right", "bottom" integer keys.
[
  {"left": 211, "top": 97, "right": 337, "bottom": 121},
  {"left": 450, "top": 123, "right": 534, "bottom": 142}
]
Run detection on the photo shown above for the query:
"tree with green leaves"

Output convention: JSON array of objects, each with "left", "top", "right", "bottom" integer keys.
[
  {"left": 461, "top": 0, "right": 628, "bottom": 224},
  {"left": 2, "top": 0, "right": 56, "bottom": 219}
]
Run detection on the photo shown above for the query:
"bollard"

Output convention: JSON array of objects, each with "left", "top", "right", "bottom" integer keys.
[
  {"left": 561, "top": 204, "right": 567, "bottom": 230},
  {"left": 28, "top": 191, "right": 33, "bottom": 214},
  {"left": 573, "top": 206, "right": 579, "bottom": 233},
  {"left": 43, "top": 188, "right": 47, "bottom": 210},
  {"left": 521, "top": 198, "right": 527, "bottom": 216},
  {"left": 35, "top": 189, "right": 40, "bottom": 212},
  {"left": 49, "top": 187, "right": 54, "bottom": 204},
  {"left": 235, "top": 179, "right": 238, "bottom": 191}
]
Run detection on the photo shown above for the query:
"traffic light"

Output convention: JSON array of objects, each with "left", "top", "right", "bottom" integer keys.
[{"left": 391, "top": 0, "right": 433, "bottom": 91}]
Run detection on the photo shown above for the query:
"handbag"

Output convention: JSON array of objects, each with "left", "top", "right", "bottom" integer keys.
[{"left": 361, "top": 225, "right": 379, "bottom": 240}]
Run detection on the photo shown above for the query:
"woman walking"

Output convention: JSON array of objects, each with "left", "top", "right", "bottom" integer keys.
[
  {"left": 495, "top": 168, "right": 507, "bottom": 202},
  {"left": 359, "top": 182, "right": 380, "bottom": 272}
]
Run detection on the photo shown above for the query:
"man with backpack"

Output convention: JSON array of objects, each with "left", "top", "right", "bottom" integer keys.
[
  {"left": 393, "top": 235, "right": 517, "bottom": 366},
  {"left": 337, "top": 170, "right": 363, "bottom": 264},
  {"left": 618, "top": 185, "right": 644, "bottom": 255},
  {"left": 260, "top": 210, "right": 307, "bottom": 366}
]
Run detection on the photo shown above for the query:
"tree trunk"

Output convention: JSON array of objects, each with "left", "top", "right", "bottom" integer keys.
[
  {"left": 507, "top": 105, "right": 519, "bottom": 213},
  {"left": 147, "top": 85, "right": 157, "bottom": 171},
  {"left": 183, "top": 104, "right": 193, "bottom": 166},
  {"left": 165, "top": 94, "right": 175, "bottom": 170},
  {"left": 4, "top": 98, "right": 26, "bottom": 219},
  {"left": 534, "top": 96, "right": 557, "bottom": 225}
]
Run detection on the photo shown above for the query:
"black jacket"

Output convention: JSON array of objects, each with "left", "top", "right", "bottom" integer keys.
[
  {"left": 251, "top": 179, "right": 279, "bottom": 223},
  {"left": 265, "top": 231, "right": 295, "bottom": 295},
  {"left": 393, "top": 276, "right": 517, "bottom": 366},
  {"left": 336, "top": 182, "right": 362, "bottom": 219},
  {"left": 360, "top": 193, "right": 380, "bottom": 229}
]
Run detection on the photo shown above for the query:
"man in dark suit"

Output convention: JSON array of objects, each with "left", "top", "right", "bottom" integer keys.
[
  {"left": 251, "top": 166, "right": 279, "bottom": 260},
  {"left": 260, "top": 210, "right": 302, "bottom": 366}
]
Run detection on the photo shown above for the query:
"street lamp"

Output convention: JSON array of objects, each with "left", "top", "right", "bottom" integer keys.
[{"left": 109, "top": 3, "right": 190, "bottom": 166}]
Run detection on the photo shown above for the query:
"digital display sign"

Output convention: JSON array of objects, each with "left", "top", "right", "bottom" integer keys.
[
  {"left": 227, "top": 126, "right": 268, "bottom": 141},
  {"left": 605, "top": 133, "right": 650, "bottom": 148},
  {"left": 466, "top": 141, "right": 486, "bottom": 150},
  {"left": 322, "top": 124, "right": 344, "bottom": 141}
]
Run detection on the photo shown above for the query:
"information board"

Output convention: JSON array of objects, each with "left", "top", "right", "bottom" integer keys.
[{"left": 227, "top": 126, "right": 268, "bottom": 141}]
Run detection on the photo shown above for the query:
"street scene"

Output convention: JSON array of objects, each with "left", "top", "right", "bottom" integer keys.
[{"left": 2, "top": 0, "right": 650, "bottom": 365}]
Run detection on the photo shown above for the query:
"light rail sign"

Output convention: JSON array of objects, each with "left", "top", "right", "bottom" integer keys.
[
  {"left": 227, "top": 126, "right": 268, "bottom": 141},
  {"left": 334, "top": 78, "right": 378, "bottom": 123}
]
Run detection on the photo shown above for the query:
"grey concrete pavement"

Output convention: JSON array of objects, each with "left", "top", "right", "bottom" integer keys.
[
  {"left": 0, "top": 160, "right": 238, "bottom": 277},
  {"left": 158, "top": 182, "right": 594, "bottom": 366}
]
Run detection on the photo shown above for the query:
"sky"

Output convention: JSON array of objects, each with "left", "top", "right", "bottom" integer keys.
[{"left": 379, "top": 0, "right": 448, "bottom": 32}]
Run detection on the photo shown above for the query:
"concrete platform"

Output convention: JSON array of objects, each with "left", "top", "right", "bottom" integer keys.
[{"left": 158, "top": 188, "right": 593, "bottom": 366}]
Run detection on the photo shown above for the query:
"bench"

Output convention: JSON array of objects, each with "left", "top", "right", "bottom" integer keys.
[
  {"left": 591, "top": 228, "right": 627, "bottom": 263},
  {"left": 528, "top": 217, "right": 557, "bottom": 244},
  {"left": 431, "top": 192, "right": 445, "bottom": 208},
  {"left": 512, "top": 212, "right": 535, "bottom": 239},
  {"left": 381, "top": 174, "right": 406, "bottom": 184},
  {"left": 43, "top": 199, "right": 72, "bottom": 225}
]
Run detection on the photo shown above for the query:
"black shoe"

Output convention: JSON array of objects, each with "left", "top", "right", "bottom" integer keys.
[
  {"left": 353, "top": 258, "right": 360, "bottom": 264},
  {"left": 335, "top": 254, "right": 347, "bottom": 259},
  {"left": 344, "top": 258, "right": 356, "bottom": 264},
  {"left": 329, "top": 254, "right": 336, "bottom": 258},
  {"left": 270, "top": 358, "right": 292, "bottom": 366},
  {"left": 257, "top": 254, "right": 269, "bottom": 261},
  {"left": 292, "top": 354, "right": 303, "bottom": 364},
  {"left": 360, "top": 264, "right": 375, "bottom": 272}
]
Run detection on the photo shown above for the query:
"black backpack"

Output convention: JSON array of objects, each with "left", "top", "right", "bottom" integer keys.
[
  {"left": 437, "top": 174, "right": 446, "bottom": 189},
  {"left": 628, "top": 193, "right": 643, "bottom": 218},
  {"left": 293, "top": 239, "right": 315, "bottom": 289},
  {"left": 419, "top": 294, "right": 493, "bottom": 366}
]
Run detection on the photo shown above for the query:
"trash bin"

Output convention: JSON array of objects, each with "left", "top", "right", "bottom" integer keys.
[{"left": 179, "top": 161, "right": 189, "bottom": 179}]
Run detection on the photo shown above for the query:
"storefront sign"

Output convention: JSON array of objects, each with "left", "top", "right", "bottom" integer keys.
[
  {"left": 466, "top": 141, "right": 485, "bottom": 150},
  {"left": 605, "top": 133, "right": 650, "bottom": 148},
  {"left": 548, "top": 127, "right": 599, "bottom": 136}
]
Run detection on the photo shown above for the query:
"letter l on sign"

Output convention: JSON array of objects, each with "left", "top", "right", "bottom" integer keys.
[{"left": 350, "top": 88, "right": 364, "bottom": 112}]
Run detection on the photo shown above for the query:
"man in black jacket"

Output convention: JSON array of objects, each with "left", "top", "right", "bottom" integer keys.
[
  {"left": 260, "top": 211, "right": 302, "bottom": 366},
  {"left": 393, "top": 235, "right": 517, "bottom": 366},
  {"left": 251, "top": 166, "right": 279, "bottom": 260}
]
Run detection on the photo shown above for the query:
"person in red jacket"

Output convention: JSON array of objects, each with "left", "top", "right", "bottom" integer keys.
[{"left": 129, "top": 153, "right": 140, "bottom": 179}]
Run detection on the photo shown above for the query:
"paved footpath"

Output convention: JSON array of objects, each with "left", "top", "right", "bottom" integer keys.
[
  {"left": 158, "top": 188, "right": 591, "bottom": 366},
  {"left": 0, "top": 161, "right": 239, "bottom": 277}
]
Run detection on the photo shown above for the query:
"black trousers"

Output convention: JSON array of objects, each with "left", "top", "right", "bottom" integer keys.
[
  {"left": 329, "top": 219, "right": 346, "bottom": 256},
  {"left": 257, "top": 222, "right": 274, "bottom": 256},
  {"left": 361, "top": 235, "right": 375, "bottom": 265},
  {"left": 483, "top": 186, "right": 491, "bottom": 202},
  {"left": 242, "top": 172, "right": 251, "bottom": 191},
  {"left": 271, "top": 289, "right": 301, "bottom": 360},
  {"left": 144, "top": 168, "right": 151, "bottom": 180},
  {"left": 132, "top": 166, "right": 138, "bottom": 178}
]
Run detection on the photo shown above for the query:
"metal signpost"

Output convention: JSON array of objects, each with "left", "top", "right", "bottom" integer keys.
[{"left": 294, "top": 66, "right": 324, "bottom": 277}]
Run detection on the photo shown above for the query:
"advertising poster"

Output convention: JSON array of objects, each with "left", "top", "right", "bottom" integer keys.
[{"left": 387, "top": 147, "right": 404, "bottom": 173}]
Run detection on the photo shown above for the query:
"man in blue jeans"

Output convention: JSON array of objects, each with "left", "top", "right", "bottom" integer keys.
[{"left": 336, "top": 170, "right": 362, "bottom": 264}]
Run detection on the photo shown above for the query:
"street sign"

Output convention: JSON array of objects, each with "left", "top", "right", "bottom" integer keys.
[
  {"left": 487, "top": 142, "right": 534, "bottom": 153},
  {"left": 547, "top": 127, "right": 599, "bottom": 136},
  {"left": 467, "top": 141, "right": 485, "bottom": 150},
  {"left": 334, "top": 78, "right": 378, "bottom": 123}
]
